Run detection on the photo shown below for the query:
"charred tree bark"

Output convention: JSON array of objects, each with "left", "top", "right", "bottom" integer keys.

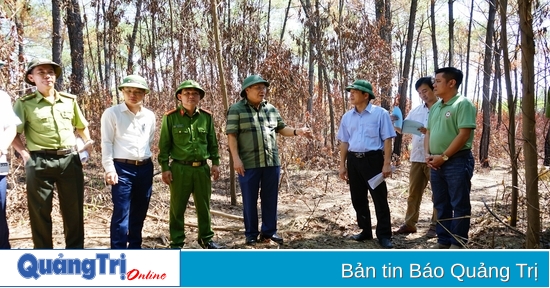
[
  {"left": 127, "top": 0, "right": 143, "bottom": 75},
  {"left": 479, "top": 0, "right": 496, "bottom": 168},
  {"left": 64, "top": 0, "right": 85, "bottom": 96},
  {"left": 52, "top": 0, "right": 63, "bottom": 90},
  {"left": 394, "top": 0, "right": 418, "bottom": 159},
  {"left": 430, "top": 0, "right": 438, "bottom": 70}
]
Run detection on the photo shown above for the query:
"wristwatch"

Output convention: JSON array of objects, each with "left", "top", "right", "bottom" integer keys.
[{"left": 441, "top": 154, "right": 449, "bottom": 161}]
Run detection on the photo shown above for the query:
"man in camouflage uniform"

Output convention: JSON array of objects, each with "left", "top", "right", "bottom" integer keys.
[
  {"left": 12, "top": 58, "right": 92, "bottom": 249},
  {"left": 158, "top": 80, "right": 223, "bottom": 249}
]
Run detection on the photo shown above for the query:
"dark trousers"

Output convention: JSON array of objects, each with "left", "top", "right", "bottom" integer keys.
[
  {"left": 431, "top": 150, "right": 474, "bottom": 246},
  {"left": 0, "top": 175, "right": 9, "bottom": 249},
  {"left": 110, "top": 161, "right": 153, "bottom": 249},
  {"left": 238, "top": 166, "right": 280, "bottom": 239},
  {"left": 347, "top": 151, "right": 392, "bottom": 239},
  {"left": 26, "top": 152, "right": 84, "bottom": 249}
]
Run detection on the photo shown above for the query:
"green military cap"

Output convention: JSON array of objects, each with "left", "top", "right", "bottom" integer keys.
[
  {"left": 118, "top": 75, "right": 150, "bottom": 94},
  {"left": 345, "top": 79, "right": 375, "bottom": 99},
  {"left": 240, "top": 75, "right": 269, "bottom": 97},
  {"left": 175, "top": 80, "right": 205, "bottom": 99},
  {"left": 25, "top": 58, "right": 62, "bottom": 85}
]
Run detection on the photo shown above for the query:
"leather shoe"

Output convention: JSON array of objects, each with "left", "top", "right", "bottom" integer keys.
[
  {"left": 431, "top": 243, "right": 450, "bottom": 249},
  {"left": 349, "top": 232, "right": 373, "bottom": 241},
  {"left": 199, "top": 240, "right": 225, "bottom": 249},
  {"left": 259, "top": 233, "right": 284, "bottom": 244},
  {"left": 378, "top": 238, "right": 394, "bottom": 249},
  {"left": 393, "top": 224, "right": 417, "bottom": 235},
  {"left": 245, "top": 236, "right": 257, "bottom": 246},
  {"left": 425, "top": 226, "right": 437, "bottom": 238}
]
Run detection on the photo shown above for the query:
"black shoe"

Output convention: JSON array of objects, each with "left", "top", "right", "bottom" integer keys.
[
  {"left": 378, "top": 238, "right": 394, "bottom": 249},
  {"left": 245, "top": 236, "right": 258, "bottom": 246},
  {"left": 350, "top": 232, "right": 373, "bottom": 241},
  {"left": 259, "top": 233, "right": 284, "bottom": 244},
  {"left": 199, "top": 240, "right": 224, "bottom": 249}
]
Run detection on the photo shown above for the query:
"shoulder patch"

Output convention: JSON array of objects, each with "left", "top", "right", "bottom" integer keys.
[
  {"left": 164, "top": 108, "right": 178, "bottom": 116},
  {"left": 199, "top": 108, "right": 212, "bottom": 115},
  {"left": 19, "top": 92, "right": 37, "bottom": 102},
  {"left": 58, "top": 91, "right": 77, "bottom": 99}
]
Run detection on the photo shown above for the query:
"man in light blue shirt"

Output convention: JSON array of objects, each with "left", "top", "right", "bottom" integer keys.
[{"left": 337, "top": 79, "right": 396, "bottom": 249}]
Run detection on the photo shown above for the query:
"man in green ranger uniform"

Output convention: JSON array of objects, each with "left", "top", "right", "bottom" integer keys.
[
  {"left": 12, "top": 58, "right": 93, "bottom": 248},
  {"left": 158, "top": 80, "right": 223, "bottom": 249}
]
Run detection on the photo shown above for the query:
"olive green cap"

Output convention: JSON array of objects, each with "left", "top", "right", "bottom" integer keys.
[
  {"left": 25, "top": 58, "right": 62, "bottom": 85},
  {"left": 175, "top": 80, "right": 205, "bottom": 99},
  {"left": 118, "top": 75, "right": 150, "bottom": 94},
  {"left": 240, "top": 75, "right": 269, "bottom": 97},
  {"left": 345, "top": 79, "right": 375, "bottom": 99}
]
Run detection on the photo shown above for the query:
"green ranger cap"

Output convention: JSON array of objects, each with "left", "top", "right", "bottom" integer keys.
[
  {"left": 118, "top": 75, "right": 150, "bottom": 94},
  {"left": 345, "top": 79, "right": 375, "bottom": 99},
  {"left": 240, "top": 75, "right": 269, "bottom": 97},
  {"left": 175, "top": 80, "right": 205, "bottom": 99},
  {"left": 25, "top": 58, "right": 62, "bottom": 85}
]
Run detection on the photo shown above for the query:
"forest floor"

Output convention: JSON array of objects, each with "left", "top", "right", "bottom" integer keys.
[{"left": 5, "top": 154, "right": 550, "bottom": 250}]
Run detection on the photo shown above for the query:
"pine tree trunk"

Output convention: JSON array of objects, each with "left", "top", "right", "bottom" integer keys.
[
  {"left": 519, "top": 0, "right": 540, "bottom": 248},
  {"left": 479, "top": 0, "right": 496, "bottom": 168}
]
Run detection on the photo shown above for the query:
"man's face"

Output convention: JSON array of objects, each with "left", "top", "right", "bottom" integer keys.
[
  {"left": 27, "top": 64, "right": 56, "bottom": 88},
  {"left": 177, "top": 88, "right": 201, "bottom": 107},
  {"left": 417, "top": 83, "right": 437, "bottom": 104},
  {"left": 349, "top": 89, "right": 369, "bottom": 106},
  {"left": 122, "top": 87, "right": 146, "bottom": 106},
  {"left": 245, "top": 83, "right": 267, "bottom": 104},
  {"left": 433, "top": 73, "right": 456, "bottom": 97}
]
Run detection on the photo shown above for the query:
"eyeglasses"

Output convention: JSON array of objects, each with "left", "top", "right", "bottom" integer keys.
[{"left": 249, "top": 85, "right": 267, "bottom": 91}]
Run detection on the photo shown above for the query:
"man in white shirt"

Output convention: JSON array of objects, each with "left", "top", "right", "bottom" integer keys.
[
  {"left": 0, "top": 60, "right": 21, "bottom": 249},
  {"left": 393, "top": 77, "right": 438, "bottom": 238},
  {"left": 101, "top": 75, "right": 156, "bottom": 249}
]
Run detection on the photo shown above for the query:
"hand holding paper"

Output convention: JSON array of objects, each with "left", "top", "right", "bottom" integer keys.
[
  {"left": 368, "top": 166, "right": 397, "bottom": 189},
  {"left": 402, "top": 120, "right": 424, "bottom": 136},
  {"left": 76, "top": 138, "right": 92, "bottom": 162}
]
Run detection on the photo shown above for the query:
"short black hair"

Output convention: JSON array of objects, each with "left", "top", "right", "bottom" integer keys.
[
  {"left": 435, "top": 67, "right": 463, "bottom": 88},
  {"left": 414, "top": 77, "right": 434, "bottom": 91}
]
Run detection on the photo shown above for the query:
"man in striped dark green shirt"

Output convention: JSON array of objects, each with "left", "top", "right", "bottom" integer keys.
[{"left": 226, "top": 75, "right": 312, "bottom": 246}]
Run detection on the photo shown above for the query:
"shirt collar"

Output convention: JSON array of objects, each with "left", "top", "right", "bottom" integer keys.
[
  {"left": 181, "top": 106, "right": 199, "bottom": 116},
  {"left": 353, "top": 102, "right": 373, "bottom": 114},
  {"left": 244, "top": 98, "right": 266, "bottom": 108},
  {"left": 34, "top": 90, "right": 66, "bottom": 103},
  {"left": 441, "top": 93, "right": 461, "bottom": 106}
]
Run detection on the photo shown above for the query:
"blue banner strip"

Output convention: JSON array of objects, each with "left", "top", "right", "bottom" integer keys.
[{"left": 179, "top": 250, "right": 548, "bottom": 287}]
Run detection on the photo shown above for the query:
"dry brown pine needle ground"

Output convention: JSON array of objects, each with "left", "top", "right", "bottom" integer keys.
[{"left": 5, "top": 152, "right": 550, "bottom": 249}]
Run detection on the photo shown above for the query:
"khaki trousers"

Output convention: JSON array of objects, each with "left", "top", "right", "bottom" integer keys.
[{"left": 404, "top": 162, "right": 437, "bottom": 229}]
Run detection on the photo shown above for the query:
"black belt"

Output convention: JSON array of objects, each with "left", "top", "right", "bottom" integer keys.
[
  {"left": 173, "top": 160, "right": 207, "bottom": 167},
  {"left": 32, "top": 147, "right": 76, "bottom": 156},
  {"left": 349, "top": 150, "right": 382, "bottom": 158},
  {"left": 113, "top": 158, "right": 151, "bottom": 166}
]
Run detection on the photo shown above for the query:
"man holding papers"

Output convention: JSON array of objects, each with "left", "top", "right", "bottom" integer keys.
[
  {"left": 337, "top": 80, "right": 396, "bottom": 249},
  {"left": 393, "top": 77, "right": 438, "bottom": 238}
]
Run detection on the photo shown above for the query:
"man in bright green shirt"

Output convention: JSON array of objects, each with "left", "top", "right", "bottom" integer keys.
[
  {"left": 425, "top": 67, "right": 476, "bottom": 249},
  {"left": 158, "top": 80, "right": 223, "bottom": 249},
  {"left": 12, "top": 58, "right": 93, "bottom": 249}
]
